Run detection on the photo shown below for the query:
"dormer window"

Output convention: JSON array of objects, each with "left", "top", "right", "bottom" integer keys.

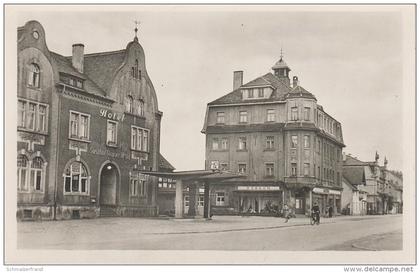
[
  {"left": 247, "top": 89, "right": 254, "bottom": 98},
  {"left": 27, "top": 63, "right": 40, "bottom": 88},
  {"left": 258, "top": 88, "right": 264, "bottom": 97},
  {"left": 291, "top": 107, "right": 298, "bottom": 121},
  {"left": 132, "top": 59, "right": 141, "bottom": 80}
]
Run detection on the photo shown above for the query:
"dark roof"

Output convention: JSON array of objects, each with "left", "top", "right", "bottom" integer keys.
[
  {"left": 208, "top": 72, "right": 292, "bottom": 105},
  {"left": 286, "top": 85, "right": 317, "bottom": 100},
  {"left": 271, "top": 58, "right": 290, "bottom": 70},
  {"left": 76, "top": 50, "right": 127, "bottom": 94},
  {"left": 159, "top": 153, "right": 175, "bottom": 171},
  {"left": 342, "top": 177, "right": 358, "bottom": 191},
  {"left": 343, "top": 165, "right": 366, "bottom": 186},
  {"left": 343, "top": 154, "right": 368, "bottom": 166},
  {"left": 50, "top": 52, "right": 107, "bottom": 97}
]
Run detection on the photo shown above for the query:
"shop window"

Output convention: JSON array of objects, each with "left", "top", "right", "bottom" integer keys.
[
  {"left": 27, "top": 63, "right": 40, "bottom": 88},
  {"left": 17, "top": 155, "right": 29, "bottom": 192},
  {"left": 216, "top": 192, "right": 225, "bottom": 206},
  {"left": 220, "top": 163, "right": 228, "bottom": 171},
  {"left": 216, "top": 112, "right": 225, "bottom": 124},
  {"left": 69, "top": 111, "right": 90, "bottom": 140},
  {"left": 107, "top": 120, "right": 118, "bottom": 145},
  {"left": 266, "top": 109, "right": 275, "bottom": 122},
  {"left": 64, "top": 161, "right": 89, "bottom": 195},
  {"left": 131, "top": 126, "right": 149, "bottom": 152}
]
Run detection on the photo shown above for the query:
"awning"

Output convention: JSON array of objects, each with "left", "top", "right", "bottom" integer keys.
[
  {"left": 236, "top": 186, "right": 281, "bottom": 191},
  {"left": 313, "top": 187, "right": 341, "bottom": 195}
]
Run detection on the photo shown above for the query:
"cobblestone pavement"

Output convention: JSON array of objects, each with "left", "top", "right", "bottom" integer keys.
[{"left": 17, "top": 214, "right": 402, "bottom": 250}]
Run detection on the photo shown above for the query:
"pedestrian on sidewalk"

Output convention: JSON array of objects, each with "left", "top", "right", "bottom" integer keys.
[
  {"left": 328, "top": 206, "right": 333, "bottom": 218},
  {"left": 283, "top": 204, "right": 292, "bottom": 223}
]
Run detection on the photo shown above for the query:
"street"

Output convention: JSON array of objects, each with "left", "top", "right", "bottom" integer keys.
[{"left": 17, "top": 214, "right": 402, "bottom": 251}]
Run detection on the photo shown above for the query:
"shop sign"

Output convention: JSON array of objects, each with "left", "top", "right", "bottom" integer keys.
[
  {"left": 100, "top": 109, "right": 125, "bottom": 122},
  {"left": 312, "top": 187, "right": 341, "bottom": 195},
  {"left": 237, "top": 186, "right": 280, "bottom": 191}
]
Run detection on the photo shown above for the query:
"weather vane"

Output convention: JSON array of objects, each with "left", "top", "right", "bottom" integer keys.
[
  {"left": 134, "top": 20, "right": 141, "bottom": 39},
  {"left": 280, "top": 48, "right": 284, "bottom": 60}
]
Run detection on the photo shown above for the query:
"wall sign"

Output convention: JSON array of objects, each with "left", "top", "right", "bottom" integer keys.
[
  {"left": 100, "top": 109, "right": 125, "bottom": 122},
  {"left": 237, "top": 186, "right": 280, "bottom": 191}
]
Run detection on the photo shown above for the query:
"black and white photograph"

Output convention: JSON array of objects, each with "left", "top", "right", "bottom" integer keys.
[{"left": 3, "top": 3, "right": 416, "bottom": 269}]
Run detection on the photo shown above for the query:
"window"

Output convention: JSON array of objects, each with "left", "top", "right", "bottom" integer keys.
[
  {"left": 125, "top": 96, "right": 133, "bottom": 113},
  {"left": 265, "top": 163, "right": 274, "bottom": 177},
  {"left": 238, "top": 163, "right": 247, "bottom": 174},
  {"left": 304, "top": 107, "right": 310, "bottom": 121},
  {"left": 239, "top": 111, "right": 248, "bottom": 123},
  {"left": 18, "top": 101, "right": 26, "bottom": 127},
  {"left": 247, "top": 89, "right": 254, "bottom": 98},
  {"left": 267, "top": 109, "right": 275, "bottom": 122},
  {"left": 138, "top": 100, "right": 145, "bottom": 116},
  {"left": 266, "top": 136, "right": 274, "bottom": 150},
  {"left": 27, "top": 63, "right": 40, "bottom": 88},
  {"left": 131, "top": 126, "right": 149, "bottom": 152},
  {"left": 291, "top": 135, "right": 298, "bottom": 149},
  {"left": 291, "top": 163, "right": 297, "bottom": 176},
  {"left": 27, "top": 103, "right": 36, "bottom": 130},
  {"left": 216, "top": 192, "right": 225, "bottom": 206},
  {"left": 76, "top": 80, "right": 83, "bottom": 89},
  {"left": 216, "top": 112, "right": 225, "bottom": 124},
  {"left": 258, "top": 88, "right": 264, "bottom": 97},
  {"left": 30, "top": 157, "right": 44, "bottom": 191},
  {"left": 198, "top": 195, "right": 204, "bottom": 206},
  {"left": 130, "top": 179, "right": 138, "bottom": 196},
  {"left": 64, "top": 161, "right": 89, "bottom": 194},
  {"left": 220, "top": 163, "right": 228, "bottom": 171},
  {"left": 212, "top": 138, "right": 219, "bottom": 150},
  {"left": 304, "top": 135, "right": 310, "bottom": 148},
  {"left": 107, "top": 120, "right": 117, "bottom": 145},
  {"left": 221, "top": 138, "right": 228, "bottom": 150},
  {"left": 184, "top": 195, "right": 190, "bottom": 207},
  {"left": 291, "top": 107, "right": 298, "bottom": 121},
  {"left": 238, "top": 137, "right": 247, "bottom": 150},
  {"left": 304, "top": 163, "right": 310, "bottom": 176},
  {"left": 17, "top": 155, "right": 28, "bottom": 192},
  {"left": 69, "top": 111, "right": 90, "bottom": 140},
  {"left": 38, "top": 105, "right": 46, "bottom": 132}
]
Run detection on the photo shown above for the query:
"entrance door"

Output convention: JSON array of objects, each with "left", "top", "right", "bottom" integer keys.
[
  {"left": 295, "top": 197, "right": 305, "bottom": 214},
  {"left": 100, "top": 163, "right": 118, "bottom": 205}
]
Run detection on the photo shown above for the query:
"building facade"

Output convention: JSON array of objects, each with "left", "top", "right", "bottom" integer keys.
[
  {"left": 202, "top": 57, "right": 345, "bottom": 216},
  {"left": 342, "top": 153, "right": 403, "bottom": 215},
  {"left": 16, "top": 20, "right": 169, "bottom": 220}
]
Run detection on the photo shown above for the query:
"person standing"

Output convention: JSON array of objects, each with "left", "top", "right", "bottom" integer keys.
[{"left": 328, "top": 206, "right": 333, "bottom": 218}]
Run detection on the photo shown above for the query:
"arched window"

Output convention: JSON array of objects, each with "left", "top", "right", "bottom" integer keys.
[
  {"left": 138, "top": 99, "right": 144, "bottom": 116},
  {"left": 30, "top": 157, "right": 44, "bottom": 191},
  {"left": 27, "top": 63, "right": 40, "bottom": 88},
  {"left": 64, "top": 161, "right": 89, "bottom": 194},
  {"left": 17, "top": 155, "right": 29, "bottom": 191},
  {"left": 125, "top": 96, "right": 133, "bottom": 113}
]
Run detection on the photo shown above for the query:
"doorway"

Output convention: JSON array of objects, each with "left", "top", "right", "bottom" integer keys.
[{"left": 99, "top": 163, "right": 119, "bottom": 205}]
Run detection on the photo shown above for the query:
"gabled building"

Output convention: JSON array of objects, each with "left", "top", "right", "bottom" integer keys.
[
  {"left": 17, "top": 20, "right": 171, "bottom": 220},
  {"left": 342, "top": 166, "right": 368, "bottom": 215},
  {"left": 202, "top": 56, "right": 345, "bottom": 216}
]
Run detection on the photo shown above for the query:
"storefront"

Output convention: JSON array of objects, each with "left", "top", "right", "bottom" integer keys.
[
  {"left": 311, "top": 187, "right": 341, "bottom": 216},
  {"left": 235, "top": 185, "right": 283, "bottom": 214}
]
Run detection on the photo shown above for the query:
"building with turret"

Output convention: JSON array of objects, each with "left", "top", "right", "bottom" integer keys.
[
  {"left": 202, "top": 56, "right": 345, "bottom": 216},
  {"left": 16, "top": 20, "right": 172, "bottom": 220}
]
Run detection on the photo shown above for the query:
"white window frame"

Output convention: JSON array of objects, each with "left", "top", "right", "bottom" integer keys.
[
  {"left": 266, "top": 109, "right": 275, "bottom": 122},
  {"left": 221, "top": 138, "right": 228, "bottom": 150},
  {"left": 239, "top": 111, "right": 248, "bottom": 123},
  {"left": 17, "top": 155, "right": 29, "bottom": 192},
  {"left": 131, "top": 125, "right": 149, "bottom": 152},
  {"left": 291, "top": 107, "right": 298, "bottom": 121},
  {"left": 304, "top": 163, "right": 310, "bottom": 176},
  {"left": 63, "top": 161, "right": 90, "bottom": 195},
  {"left": 17, "top": 99, "right": 49, "bottom": 133},
  {"left": 216, "top": 112, "right": 225, "bottom": 124},
  {"left": 212, "top": 138, "right": 219, "bottom": 150},
  {"left": 130, "top": 178, "right": 138, "bottom": 196},
  {"left": 303, "top": 107, "right": 310, "bottom": 121},
  {"left": 291, "top": 163, "right": 297, "bottom": 176},
  {"left": 238, "top": 137, "right": 247, "bottom": 150},
  {"left": 291, "top": 135, "right": 298, "bottom": 149},
  {"left": 238, "top": 163, "right": 247, "bottom": 174},
  {"left": 266, "top": 136, "right": 275, "bottom": 149},
  {"left": 69, "top": 110, "right": 90, "bottom": 140},
  {"left": 216, "top": 192, "right": 225, "bottom": 206},
  {"left": 107, "top": 120, "right": 118, "bottom": 145},
  {"left": 265, "top": 163, "right": 275, "bottom": 177},
  {"left": 304, "top": 135, "right": 310, "bottom": 148},
  {"left": 27, "top": 63, "right": 40, "bottom": 88},
  {"left": 30, "top": 157, "right": 45, "bottom": 193}
]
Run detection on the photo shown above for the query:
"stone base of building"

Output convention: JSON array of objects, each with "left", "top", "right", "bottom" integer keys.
[
  {"left": 16, "top": 205, "right": 53, "bottom": 221},
  {"left": 116, "top": 205, "right": 158, "bottom": 217}
]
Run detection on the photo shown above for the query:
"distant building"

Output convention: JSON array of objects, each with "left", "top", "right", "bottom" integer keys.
[
  {"left": 16, "top": 20, "right": 170, "bottom": 220},
  {"left": 342, "top": 153, "right": 403, "bottom": 215},
  {"left": 202, "top": 56, "right": 345, "bottom": 216},
  {"left": 341, "top": 169, "right": 368, "bottom": 216}
]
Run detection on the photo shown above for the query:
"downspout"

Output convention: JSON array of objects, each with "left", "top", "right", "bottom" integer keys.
[{"left": 53, "top": 85, "right": 63, "bottom": 220}]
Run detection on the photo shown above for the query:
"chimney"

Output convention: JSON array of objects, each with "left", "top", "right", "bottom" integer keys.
[
  {"left": 292, "top": 76, "right": 299, "bottom": 88},
  {"left": 233, "top": 71, "right": 243, "bottom": 90},
  {"left": 72, "top": 43, "right": 84, "bottom": 73}
]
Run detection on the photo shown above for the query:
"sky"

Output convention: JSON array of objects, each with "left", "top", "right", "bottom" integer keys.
[{"left": 13, "top": 5, "right": 412, "bottom": 172}]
